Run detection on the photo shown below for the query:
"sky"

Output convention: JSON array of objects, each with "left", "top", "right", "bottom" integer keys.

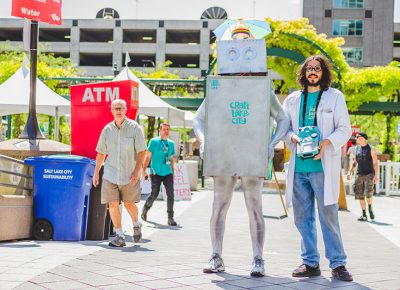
[{"left": 0, "top": 0, "right": 399, "bottom": 21}]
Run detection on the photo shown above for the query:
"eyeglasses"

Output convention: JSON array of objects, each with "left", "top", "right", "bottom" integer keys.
[
  {"left": 305, "top": 65, "right": 322, "bottom": 72},
  {"left": 112, "top": 107, "right": 126, "bottom": 111}
]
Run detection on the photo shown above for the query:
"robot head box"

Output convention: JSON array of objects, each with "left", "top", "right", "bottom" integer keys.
[
  {"left": 216, "top": 39, "right": 267, "bottom": 75},
  {"left": 216, "top": 22, "right": 267, "bottom": 75}
]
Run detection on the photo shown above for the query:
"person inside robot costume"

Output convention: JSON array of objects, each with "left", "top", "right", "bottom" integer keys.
[{"left": 193, "top": 23, "right": 290, "bottom": 277}]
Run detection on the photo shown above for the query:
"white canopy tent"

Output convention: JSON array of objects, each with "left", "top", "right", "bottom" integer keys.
[
  {"left": 184, "top": 111, "right": 195, "bottom": 128},
  {"left": 0, "top": 58, "right": 70, "bottom": 117},
  {"left": 0, "top": 58, "right": 70, "bottom": 140},
  {"left": 114, "top": 67, "right": 193, "bottom": 127}
]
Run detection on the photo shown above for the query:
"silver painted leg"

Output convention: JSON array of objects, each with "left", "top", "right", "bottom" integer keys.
[
  {"left": 241, "top": 176, "right": 265, "bottom": 258},
  {"left": 210, "top": 176, "right": 237, "bottom": 255}
]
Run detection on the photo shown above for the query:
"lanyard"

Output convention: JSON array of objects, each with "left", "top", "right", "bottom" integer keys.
[
  {"left": 161, "top": 140, "right": 169, "bottom": 155},
  {"left": 301, "top": 89, "right": 323, "bottom": 127}
]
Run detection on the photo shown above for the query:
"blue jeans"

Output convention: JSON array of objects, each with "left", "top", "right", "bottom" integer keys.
[{"left": 292, "top": 172, "right": 347, "bottom": 269}]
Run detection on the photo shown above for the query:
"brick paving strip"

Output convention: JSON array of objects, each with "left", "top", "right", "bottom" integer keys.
[{"left": 6, "top": 189, "right": 400, "bottom": 289}]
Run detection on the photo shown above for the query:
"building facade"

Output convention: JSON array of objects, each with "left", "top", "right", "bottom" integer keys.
[
  {"left": 303, "top": 0, "right": 395, "bottom": 66},
  {"left": 0, "top": 17, "right": 224, "bottom": 78},
  {"left": 0, "top": 1, "right": 398, "bottom": 77},
  {"left": 394, "top": 22, "right": 400, "bottom": 62}
]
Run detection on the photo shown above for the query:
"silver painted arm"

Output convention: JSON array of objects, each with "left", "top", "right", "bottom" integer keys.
[
  {"left": 193, "top": 99, "right": 206, "bottom": 157},
  {"left": 269, "top": 91, "right": 290, "bottom": 160}
]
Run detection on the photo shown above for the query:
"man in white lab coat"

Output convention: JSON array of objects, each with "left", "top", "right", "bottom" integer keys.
[{"left": 283, "top": 55, "right": 353, "bottom": 282}]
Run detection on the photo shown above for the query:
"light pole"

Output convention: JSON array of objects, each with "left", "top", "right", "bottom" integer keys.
[{"left": 19, "top": 20, "right": 45, "bottom": 140}]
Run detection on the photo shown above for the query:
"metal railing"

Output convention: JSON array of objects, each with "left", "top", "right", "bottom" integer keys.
[
  {"left": 377, "top": 161, "right": 400, "bottom": 196},
  {"left": 0, "top": 154, "right": 33, "bottom": 196}
]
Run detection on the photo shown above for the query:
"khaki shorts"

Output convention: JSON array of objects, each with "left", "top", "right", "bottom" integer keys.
[{"left": 101, "top": 179, "right": 140, "bottom": 204}]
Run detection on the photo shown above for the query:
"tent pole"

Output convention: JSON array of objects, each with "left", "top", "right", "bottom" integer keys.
[
  {"left": 182, "top": 121, "right": 186, "bottom": 162},
  {"left": 54, "top": 107, "right": 59, "bottom": 141},
  {"left": 6, "top": 115, "right": 11, "bottom": 139}
]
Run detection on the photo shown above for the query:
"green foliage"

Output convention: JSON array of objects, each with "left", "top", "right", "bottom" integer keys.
[
  {"left": 132, "top": 61, "right": 180, "bottom": 79},
  {"left": 342, "top": 64, "right": 400, "bottom": 111},
  {"left": 258, "top": 18, "right": 400, "bottom": 159},
  {"left": 11, "top": 114, "right": 27, "bottom": 138},
  {"left": 59, "top": 116, "right": 71, "bottom": 145},
  {"left": 265, "top": 18, "right": 348, "bottom": 92},
  {"left": 0, "top": 45, "right": 77, "bottom": 144},
  {"left": 0, "top": 43, "right": 78, "bottom": 88}
]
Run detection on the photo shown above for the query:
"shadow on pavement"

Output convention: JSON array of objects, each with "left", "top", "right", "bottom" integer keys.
[
  {"left": 98, "top": 243, "right": 155, "bottom": 253},
  {"left": 263, "top": 214, "right": 288, "bottom": 220},
  {"left": 204, "top": 272, "right": 372, "bottom": 289},
  {"left": 143, "top": 220, "right": 183, "bottom": 230},
  {"left": 370, "top": 220, "right": 393, "bottom": 226},
  {"left": 0, "top": 243, "right": 41, "bottom": 248}
]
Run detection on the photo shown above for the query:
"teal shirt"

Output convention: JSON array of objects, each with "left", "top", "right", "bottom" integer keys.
[
  {"left": 148, "top": 137, "right": 175, "bottom": 176},
  {"left": 295, "top": 91, "right": 323, "bottom": 173}
]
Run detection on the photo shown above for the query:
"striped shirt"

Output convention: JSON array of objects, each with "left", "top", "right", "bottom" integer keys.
[{"left": 96, "top": 118, "right": 146, "bottom": 185}]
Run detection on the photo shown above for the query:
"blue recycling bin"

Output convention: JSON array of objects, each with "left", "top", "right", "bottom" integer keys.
[{"left": 25, "top": 155, "right": 95, "bottom": 241}]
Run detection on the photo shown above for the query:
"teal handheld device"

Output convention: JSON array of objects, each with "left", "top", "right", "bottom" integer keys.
[
  {"left": 296, "top": 89, "right": 324, "bottom": 159},
  {"left": 297, "top": 126, "right": 320, "bottom": 159}
]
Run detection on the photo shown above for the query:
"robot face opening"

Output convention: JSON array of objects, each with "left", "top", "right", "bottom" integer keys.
[{"left": 232, "top": 31, "right": 254, "bottom": 40}]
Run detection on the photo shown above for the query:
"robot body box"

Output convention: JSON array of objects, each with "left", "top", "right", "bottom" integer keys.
[
  {"left": 216, "top": 39, "right": 267, "bottom": 75},
  {"left": 204, "top": 76, "right": 271, "bottom": 177}
]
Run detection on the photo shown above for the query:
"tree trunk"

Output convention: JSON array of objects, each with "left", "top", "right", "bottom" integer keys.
[{"left": 147, "top": 116, "right": 155, "bottom": 141}]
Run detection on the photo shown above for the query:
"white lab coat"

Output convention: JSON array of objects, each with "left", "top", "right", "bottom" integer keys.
[{"left": 283, "top": 88, "right": 351, "bottom": 207}]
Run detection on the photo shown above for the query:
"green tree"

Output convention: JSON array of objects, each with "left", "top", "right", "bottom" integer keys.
[
  {"left": 257, "top": 18, "right": 400, "bottom": 159},
  {"left": 0, "top": 44, "right": 78, "bottom": 144}
]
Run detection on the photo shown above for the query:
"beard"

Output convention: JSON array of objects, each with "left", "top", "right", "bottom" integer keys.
[
  {"left": 307, "top": 75, "right": 320, "bottom": 87},
  {"left": 307, "top": 80, "right": 320, "bottom": 87}
]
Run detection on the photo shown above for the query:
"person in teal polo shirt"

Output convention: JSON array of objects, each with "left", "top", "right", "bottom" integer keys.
[{"left": 142, "top": 123, "right": 177, "bottom": 226}]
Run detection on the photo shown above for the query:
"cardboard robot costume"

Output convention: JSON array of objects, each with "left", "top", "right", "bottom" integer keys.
[{"left": 193, "top": 22, "right": 289, "bottom": 277}]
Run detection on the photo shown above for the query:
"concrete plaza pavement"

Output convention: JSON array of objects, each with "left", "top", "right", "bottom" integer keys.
[{"left": 1, "top": 180, "right": 400, "bottom": 290}]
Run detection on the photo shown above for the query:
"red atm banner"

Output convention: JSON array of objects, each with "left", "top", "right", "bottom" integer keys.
[
  {"left": 70, "top": 80, "right": 139, "bottom": 159},
  {"left": 12, "top": 0, "right": 62, "bottom": 25}
]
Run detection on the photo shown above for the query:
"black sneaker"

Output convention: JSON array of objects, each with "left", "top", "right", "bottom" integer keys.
[
  {"left": 369, "top": 208, "right": 375, "bottom": 221},
  {"left": 332, "top": 265, "right": 353, "bottom": 281},
  {"left": 292, "top": 264, "right": 321, "bottom": 278},
  {"left": 358, "top": 215, "right": 367, "bottom": 221},
  {"left": 168, "top": 217, "right": 177, "bottom": 226}
]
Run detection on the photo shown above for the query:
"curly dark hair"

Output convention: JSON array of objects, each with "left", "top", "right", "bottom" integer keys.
[{"left": 296, "top": 55, "right": 333, "bottom": 91}]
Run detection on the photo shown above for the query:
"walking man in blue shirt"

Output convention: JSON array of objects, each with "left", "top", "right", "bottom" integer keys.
[{"left": 142, "top": 123, "right": 177, "bottom": 226}]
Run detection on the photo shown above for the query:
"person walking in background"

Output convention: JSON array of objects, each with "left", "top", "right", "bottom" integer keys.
[
  {"left": 142, "top": 123, "right": 177, "bottom": 226},
  {"left": 346, "top": 137, "right": 357, "bottom": 175},
  {"left": 347, "top": 132, "right": 378, "bottom": 221},
  {"left": 93, "top": 99, "right": 147, "bottom": 247},
  {"left": 283, "top": 55, "right": 353, "bottom": 281}
]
